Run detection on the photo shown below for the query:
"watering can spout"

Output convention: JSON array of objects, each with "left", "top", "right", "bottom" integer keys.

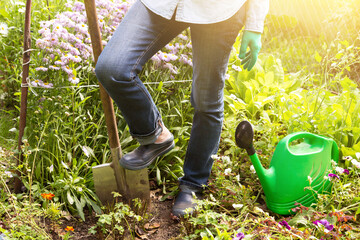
[
  {"left": 248, "top": 152, "right": 275, "bottom": 192},
  {"left": 235, "top": 121, "right": 275, "bottom": 190}
]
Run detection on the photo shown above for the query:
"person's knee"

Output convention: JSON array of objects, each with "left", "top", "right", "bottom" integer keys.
[
  {"left": 192, "top": 94, "right": 224, "bottom": 113},
  {"left": 95, "top": 54, "right": 132, "bottom": 87},
  {"left": 192, "top": 100, "right": 224, "bottom": 121}
]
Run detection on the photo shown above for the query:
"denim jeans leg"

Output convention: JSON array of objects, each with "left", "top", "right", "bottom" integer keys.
[
  {"left": 179, "top": 7, "right": 245, "bottom": 189},
  {"left": 95, "top": 1, "right": 188, "bottom": 145}
]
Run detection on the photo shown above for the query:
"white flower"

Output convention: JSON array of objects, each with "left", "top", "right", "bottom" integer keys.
[
  {"left": 69, "top": 76, "right": 80, "bottom": 84},
  {"left": 331, "top": 160, "right": 338, "bottom": 168},
  {"left": 235, "top": 174, "right": 240, "bottom": 182},
  {"left": 224, "top": 168, "right": 232, "bottom": 176},
  {"left": 35, "top": 66, "right": 48, "bottom": 72},
  {"left": 225, "top": 73, "right": 230, "bottom": 80},
  {"left": 49, "top": 164, "right": 54, "bottom": 173},
  {"left": 356, "top": 152, "right": 360, "bottom": 160},
  {"left": 351, "top": 159, "right": 360, "bottom": 169},
  {"left": 250, "top": 165, "right": 256, "bottom": 174},
  {"left": 232, "top": 64, "right": 242, "bottom": 72},
  {"left": 253, "top": 206, "right": 264, "bottom": 213},
  {"left": 335, "top": 166, "right": 344, "bottom": 174},
  {"left": 4, "top": 171, "right": 13, "bottom": 178},
  {"left": 222, "top": 156, "right": 231, "bottom": 164},
  {"left": 0, "top": 23, "right": 8, "bottom": 36},
  {"left": 232, "top": 203, "right": 244, "bottom": 209},
  {"left": 307, "top": 175, "right": 313, "bottom": 184}
]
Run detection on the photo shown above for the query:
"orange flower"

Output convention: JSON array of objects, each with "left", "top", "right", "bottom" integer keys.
[
  {"left": 65, "top": 226, "right": 74, "bottom": 232},
  {"left": 41, "top": 193, "right": 55, "bottom": 200}
]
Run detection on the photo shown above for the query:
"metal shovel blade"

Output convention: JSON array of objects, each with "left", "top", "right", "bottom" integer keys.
[
  {"left": 93, "top": 163, "right": 151, "bottom": 206},
  {"left": 92, "top": 163, "right": 118, "bottom": 204}
]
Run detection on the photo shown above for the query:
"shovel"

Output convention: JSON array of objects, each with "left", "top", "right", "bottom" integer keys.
[{"left": 84, "top": 0, "right": 150, "bottom": 208}]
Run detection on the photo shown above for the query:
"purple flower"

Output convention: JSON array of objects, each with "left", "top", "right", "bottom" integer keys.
[
  {"left": 31, "top": 79, "right": 44, "bottom": 87},
  {"left": 178, "top": 33, "right": 188, "bottom": 41},
  {"left": 42, "top": 82, "right": 54, "bottom": 88},
  {"left": 69, "top": 76, "right": 80, "bottom": 84},
  {"left": 328, "top": 173, "right": 340, "bottom": 180},
  {"left": 35, "top": 66, "right": 48, "bottom": 72},
  {"left": 49, "top": 65, "right": 60, "bottom": 70},
  {"left": 343, "top": 169, "right": 350, "bottom": 175},
  {"left": 279, "top": 220, "right": 291, "bottom": 230},
  {"left": 61, "top": 65, "right": 74, "bottom": 75},
  {"left": 313, "top": 219, "right": 334, "bottom": 231},
  {"left": 232, "top": 232, "right": 245, "bottom": 240}
]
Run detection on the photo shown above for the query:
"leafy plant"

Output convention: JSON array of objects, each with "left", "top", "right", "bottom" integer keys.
[{"left": 88, "top": 192, "right": 142, "bottom": 239}]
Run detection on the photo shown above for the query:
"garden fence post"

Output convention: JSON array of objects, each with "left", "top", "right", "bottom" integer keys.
[
  {"left": 83, "top": 0, "right": 150, "bottom": 210},
  {"left": 15, "top": 0, "right": 32, "bottom": 193}
]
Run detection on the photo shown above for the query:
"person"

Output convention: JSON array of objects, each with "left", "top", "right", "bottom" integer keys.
[{"left": 95, "top": 0, "right": 269, "bottom": 217}]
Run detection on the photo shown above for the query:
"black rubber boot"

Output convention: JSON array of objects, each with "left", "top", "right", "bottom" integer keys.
[
  {"left": 172, "top": 184, "right": 203, "bottom": 217},
  {"left": 119, "top": 134, "right": 174, "bottom": 170}
]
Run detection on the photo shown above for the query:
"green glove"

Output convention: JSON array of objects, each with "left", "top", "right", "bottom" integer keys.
[{"left": 238, "top": 30, "right": 262, "bottom": 71}]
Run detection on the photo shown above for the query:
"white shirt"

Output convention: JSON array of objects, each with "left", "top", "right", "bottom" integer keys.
[{"left": 141, "top": 0, "right": 269, "bottom": 33}]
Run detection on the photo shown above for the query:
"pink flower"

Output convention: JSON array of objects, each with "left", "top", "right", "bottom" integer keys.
[
  {"left": 232, "top": 232, "right": 244, "bottom": 240},
  {"left": 279, "top": 220, "right": 291, "bottom": 230},
  {"left": 313, "top": 219, "right": 334, "bottom": 231},
  {"left": 62, "top": 66, "right": 74, "bottom": 75},
  {"left": 163, "top": 63, "right": 178, "bottom": 74},
  {"left": 31, "top": 79, "right": 44, "bottom": 87},
  {"left": 179, "top": 54, "right": 193, "bottom": 66},
  {"left": 69, "top": 76, "right": 80, "bottom": 84},
  {"left": 42, "top": 82, "right": 54, "bottom": 88},
  {"left": 36, "top": 66, "right": 48, "bottom": 72},
  {"left": 49, "top": 65, "right": 60, "bottom": 70},
  {"left": 328, "top": 173, "right": 340, "bottom": 180},
  {"left": 178, "top": 34, "right": 188, "bottom": 41},
  {"left": 55, "top": 60, "right": 66, "bottom": 66}
]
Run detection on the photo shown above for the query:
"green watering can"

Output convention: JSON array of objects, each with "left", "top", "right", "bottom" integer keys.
[{"left": 235, "top": 121, "right": 339, "bottom": 215}]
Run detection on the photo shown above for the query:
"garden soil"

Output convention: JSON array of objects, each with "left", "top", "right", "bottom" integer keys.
[{"left": 52, "top": 186, "right": 182, "bottom": 240}]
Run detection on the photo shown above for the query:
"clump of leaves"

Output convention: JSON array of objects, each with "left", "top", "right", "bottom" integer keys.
[{"left": 88, "top": 192, "right": 142, "bottom": 239}]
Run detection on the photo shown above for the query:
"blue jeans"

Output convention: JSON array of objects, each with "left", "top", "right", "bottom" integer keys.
[{"left": 95, "top": 0, "right": 245, "bottom": 190}]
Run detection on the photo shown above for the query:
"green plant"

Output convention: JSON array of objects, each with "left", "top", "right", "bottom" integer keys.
[
  {"left": 0, "top": 190, "right": 51, "bottom": 239},
  {"left": 200, "top": 228, "right": 234, "bottom": 240},
  {"left": 88, "top": 192, "right": 142, "bottom": 239}
]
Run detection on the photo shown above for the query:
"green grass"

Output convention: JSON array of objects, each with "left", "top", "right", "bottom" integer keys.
[{"left": 0, "top": 109, "right": 16, "bottom": 149}]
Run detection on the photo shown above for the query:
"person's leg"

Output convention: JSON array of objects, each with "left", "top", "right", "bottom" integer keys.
[
  {"left": 95, "top": 1, "right": 188, "bottom": 169},
  {"left": 172, "top": 5, "right": 245, "bottom": 217}
]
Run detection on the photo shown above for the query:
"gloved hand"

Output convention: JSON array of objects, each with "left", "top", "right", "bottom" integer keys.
[{"left": 238, "top": 30, "right": 262, "bottom": 71}]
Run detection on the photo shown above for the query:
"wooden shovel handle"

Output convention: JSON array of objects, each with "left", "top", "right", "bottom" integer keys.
[{"left": 84, "top": 0, "right": 120, "bottom": 149}]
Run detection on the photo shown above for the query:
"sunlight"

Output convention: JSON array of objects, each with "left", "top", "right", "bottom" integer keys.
[{"left": 270, "top": 0, "right": 358, "bottom": 35}]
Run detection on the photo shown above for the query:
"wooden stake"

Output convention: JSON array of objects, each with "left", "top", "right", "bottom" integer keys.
[{"left": 15, "top": 0, "right": 32, "bottom": 193}]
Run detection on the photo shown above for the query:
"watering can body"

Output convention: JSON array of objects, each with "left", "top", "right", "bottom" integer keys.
[{"left": 250, "top": 132, "right": 339, "bottom": 215}]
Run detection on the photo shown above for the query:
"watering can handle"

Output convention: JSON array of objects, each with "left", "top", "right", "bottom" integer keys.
[
  {"left": 331, "top": 140, "right": 339, "bottom": 163},
  {"left": 285, "top": 132, "right": 339, "bottom": 162},
  {"left": 286, "top": 132, "right": 321, "bottom": 146}
]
